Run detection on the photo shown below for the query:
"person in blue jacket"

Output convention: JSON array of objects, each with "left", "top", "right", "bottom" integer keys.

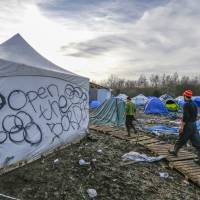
[{"left": 169, "top": 90, "right": 200, "bottom": 164}]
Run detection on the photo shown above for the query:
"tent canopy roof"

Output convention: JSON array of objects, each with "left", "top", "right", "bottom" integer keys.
[{"left": 0, "top": 34, "right": 82, "bottom": 77}]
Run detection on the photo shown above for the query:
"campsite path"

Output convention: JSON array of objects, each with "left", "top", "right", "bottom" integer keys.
[
  {"left": 0, "top": 129, "right": 200, "bottom": 199},
  {"left": 90, "top": 124, "right": 200, "bottom": 187}
]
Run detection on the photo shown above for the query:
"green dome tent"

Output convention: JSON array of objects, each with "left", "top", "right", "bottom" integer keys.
[{"left": 165, "top": 99, "right": 180, "bottom": 112}]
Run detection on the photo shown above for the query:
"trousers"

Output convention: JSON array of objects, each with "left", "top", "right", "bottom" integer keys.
[
  {"left": 125, "top": 115, "right": 137, "bottom": 134},
  {"left": 175, "top": 122, "right": 200, "bottom": 159}
]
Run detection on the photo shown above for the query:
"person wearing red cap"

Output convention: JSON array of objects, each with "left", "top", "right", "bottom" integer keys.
[
  {"left": 169, "top": 90, "right": 200, "bottom": 164},
  {"left": 125, "top": 96, "right": 137, "bottom": 136}
]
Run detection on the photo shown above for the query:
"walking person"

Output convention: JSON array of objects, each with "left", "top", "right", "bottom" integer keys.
[
  {"left": 169, "top": 90, "right": 200, "bottom": 164},
  {"left": 125, "top": 96, "right": 137, "bottom": 137}
]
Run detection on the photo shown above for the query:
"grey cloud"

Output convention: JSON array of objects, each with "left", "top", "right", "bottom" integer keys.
[
  {"left": 2, "top": 0, "right": 200, "bottom": 81},
  {"left": 61, "top": 35, "right": 132, "bottom": 57},
  {"left": 38, "top": 0, "right": 170, "bottom": 25}
]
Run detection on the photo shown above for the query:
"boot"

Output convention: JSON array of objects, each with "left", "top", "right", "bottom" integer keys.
[
  {"left": 127, "top": 128, "right": 131, "bottom": 137},
  {"left": 194, "top": 152, "right": 200, "bottom": 165},
  {"left": 134, "top": 128, "right": 137, "bottom": 134},
  {"left": 133, "top": 126, "right": 137, "bottom": 134},
  {"left": 168, "top": 145, "right": 179, "bottom": 156},
  {"left": 194, "top": 159, "right": 200, "bottom": 165}
]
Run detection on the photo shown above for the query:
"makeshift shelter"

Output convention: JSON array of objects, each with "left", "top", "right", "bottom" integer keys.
[
  {"left": 175, "top": 96, "right": 185, "bottom": 107},
  {"left": 175, "top": 96, "right": 184, "bottom": 101},
  {"left": 164, "top": 99, "right": 179, "bottom": 112},
  {"left": 193, "top": 97, "right": 200, "bottom": 107},
  {"left": 144, "top": 98, "right": 169, "bottom": 115},
  {"left": 116, "top": 94, "right": 128, "bottom": 101},
  {"left": 89, "top": 82, "right": 111, "bottom": 105},
  {"left": 97, "top": 88, "right": 111, "bottom": 104},
  {"left": 0, "top": 34, "right": 89, "bottom": 168},
  {"left": 159, "top": 94, "right": 173, "bottom": 102},
  {"left": 90, "top": 98, "right": 125, "bottom": 126},
  {"left": 148, "top": 96, "right": 156, "bottom": 99},
  {"left": 90, "top": 100, "right": 101, "bottom": 109},
  {"left": 132, "top": 94, "right": 148, "bottom": 106}
]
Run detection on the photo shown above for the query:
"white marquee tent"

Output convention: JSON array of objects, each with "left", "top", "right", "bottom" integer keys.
[{"left": 0, "top": 34, "right": 89, "bottom": 168}]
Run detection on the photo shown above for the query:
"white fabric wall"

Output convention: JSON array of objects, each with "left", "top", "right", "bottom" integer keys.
[
  {"left": 0, "top": 76, "right": 89, "bottom": 168},
  {"left": 97, "top": 89, "right": 111, "bottom": 104}
]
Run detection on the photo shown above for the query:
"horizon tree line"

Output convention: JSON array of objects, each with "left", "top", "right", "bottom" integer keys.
[{"left": 97, "top": 73, "right": 200, "bottom": 98}]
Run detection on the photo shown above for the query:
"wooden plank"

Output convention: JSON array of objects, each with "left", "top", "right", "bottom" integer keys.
[
  {"left": 147, "top": 143, "right": 172, "bottom": 148},
  {"left": 130, "top": 136, "right": 151, "bottom": 142},
  {"left": 172, "top": 160, "right": 197, "bottom": 165},
  {"left": 185, "top": 168, "right": 200, "bottom": 173},
  {"left": 167, "top": 154, "right": 196, "bottom": 158},
  {"left": 188, "top": 170, "right": 200, "bottom": 176},
  {"left": 109, "top": 131, "right": 128, "bottom": 136},
  {"left": 152, "top": 150, "right": 195, "bottom": 156},
  {"left": 101, "top": 129, "right": 115, "bottom": 134},
  {"left": 109, "top": 133, "right": 138, "bottom": 140},
  {"left": 166, "top": 156, "right": 197, "bottom": 162},
  {"left": 147, "top": 148, "right": 197, "bottom": 161},
  {"left": 172, "top": 161, "right": 198, "bottom": 170},
  {"left": 169, "top": 160, "right": 200, "bottom": 184},
  {"left": 147, "top": 147, "right": 172, "bottom": 152},
  {"left": 138, "top": 139, "right": 160, "bottom": 145},
  {"left": 145, "top": 141, "right": 166, "bottom": 147}
]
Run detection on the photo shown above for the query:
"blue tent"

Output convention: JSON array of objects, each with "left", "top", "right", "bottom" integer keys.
[
  {"left": 177, "top": 100, "right": 185, "bottom": 107},
  {"left": 193, "top": 97, "right": 200, "bottom": 107},
  {"left": 159, "top": 94, "right": 173, "bottom": 102},
  {"left": 132, "top": 94, "right": 148, "bottom": 106},
  {"left": 90, "top": 100, "right": 101, "bottom": 109},
  {"left": 144, "top": 97, "right": 169, "bottom": 115},
  {"left": 147, "top": 96, "right": 156, "bottom": 99}
]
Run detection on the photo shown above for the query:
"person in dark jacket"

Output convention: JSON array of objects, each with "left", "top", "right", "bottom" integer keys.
[
  {"left": 169, "top": 90, "right": 200, "bottom": 164},
  {"left": 125, "top": 96, "right": 137, "bottom": 136}
]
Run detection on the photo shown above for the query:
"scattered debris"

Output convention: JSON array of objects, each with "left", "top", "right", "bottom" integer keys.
[
  {"left": 182, "top": 180, "right": 190, "bottom": 186},
  {"left": 90, "top": 159, "right": 97, "bottom": 169},
  {"left": 0, "top": 130, "right": 199, "bottom": 199},
  {"left": 87, "top": 189, "right": 97, "bottom": 198},
  {"left": 159, "top": 172, "right": 169, "bottom": 179},
  {"left": 0, "top": 193, "right": 20, "bottom": 200},
  {"left": 97, "top": 149, "right": 103, "bottom": 154},
  {"left": 122, "top": 151, "right": 165, "bottom": 162},
  {"left": 79, "top": 159, "right": 90, "bottom": 166},
  {"left": 53, "top": 158, "right": 60, "bottom": 169}
]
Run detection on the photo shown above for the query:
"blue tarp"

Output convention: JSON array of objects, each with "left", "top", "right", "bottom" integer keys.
[
  {"left": 146, "top": 120, "right": 200, "bottom": 135},
  {"left": 144, "top": 97, "right": 169, "bottom": 115},
  {"left": 159, "top": 94, "right": 173, "bottom": 102},
  {"left": 90, "top": 100, "right": 101, "bottom": 109},
  {"left": 148, "top": 96, "right": 156, "bottom": 99},
  {"left": 196, "top": 120, "right": 200, "bottom": 130},
  {"left": 177, "top": 100, "right": 185, "bottom": 107},
  {"left": 193, "top": 97, "right": 200, "bottom": 107},
  {"left": 145, "top": 125, "right": 179, "bottom": 135}
]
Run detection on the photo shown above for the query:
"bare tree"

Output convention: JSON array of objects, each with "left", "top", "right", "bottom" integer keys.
[{"left": 98, "top": 73, "right": 200, "bottom": 98}]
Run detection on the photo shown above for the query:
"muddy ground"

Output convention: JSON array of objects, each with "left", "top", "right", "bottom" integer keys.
[{"left": 0, "top": 130, "right": 200, "bottom": 200}]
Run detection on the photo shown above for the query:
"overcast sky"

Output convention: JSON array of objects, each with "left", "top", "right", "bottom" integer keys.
[{"left": 0, "top": 0, "right": 200, "bottom": 81}]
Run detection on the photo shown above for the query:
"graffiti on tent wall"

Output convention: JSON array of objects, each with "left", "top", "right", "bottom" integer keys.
[{"left": 0, "top": 83, "right": 88, "bottom": 145}]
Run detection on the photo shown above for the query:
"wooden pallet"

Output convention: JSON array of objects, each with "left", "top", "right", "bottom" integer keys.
[
  {"left": 170, "top": 160, "right": 200, "bottom": 185},
  {"left": 90, "top": 125, "right": 200, "bottom": 187},
  {"left": 138, "top": 138, "right": 161, "bottom": 145},
  {"left": 130, "top": 136, "right": 152, "bottom": 143}
]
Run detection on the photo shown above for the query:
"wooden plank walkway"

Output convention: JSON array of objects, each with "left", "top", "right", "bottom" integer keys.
[{"left": 90, "top": 124, "right": 200, "bottom": 187}]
